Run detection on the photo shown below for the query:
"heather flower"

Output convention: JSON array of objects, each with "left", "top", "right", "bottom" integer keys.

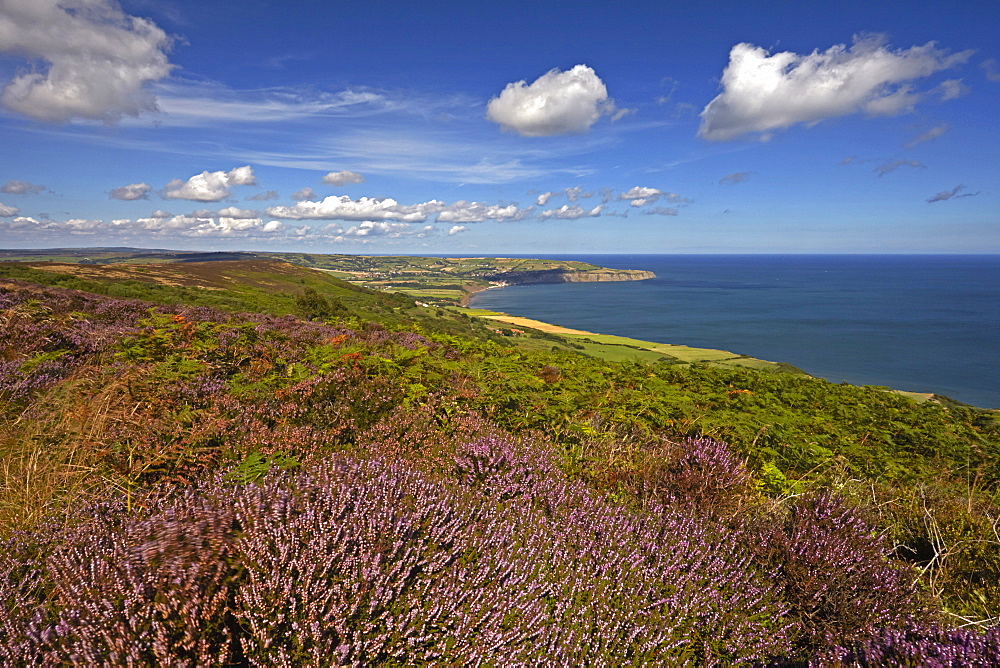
[
  {"left": 751, "top": 489, "right": 929, "bottom": 654},
  {"left": 830, "top": 622, "right": 1000, "bottom": 666},
  {"left": 1, "top": 455, "right": 794, "bottom": 664}
]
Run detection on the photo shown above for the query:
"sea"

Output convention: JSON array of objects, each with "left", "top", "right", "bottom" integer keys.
[{"left": 467, "top": 255, "right": 1000, "bottom": 409}]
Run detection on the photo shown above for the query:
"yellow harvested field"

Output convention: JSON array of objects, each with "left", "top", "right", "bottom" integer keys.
[{"left": 482, "top": 315, "right": 599, "bottom": 336}]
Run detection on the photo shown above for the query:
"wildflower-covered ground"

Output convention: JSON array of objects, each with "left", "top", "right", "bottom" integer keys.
[{"left": 1, "top": 277, "right": 998, "bottom": 664}]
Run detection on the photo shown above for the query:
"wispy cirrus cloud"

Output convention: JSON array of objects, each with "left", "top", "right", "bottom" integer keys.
[
  {"left": 719, "top": 171, "right": 752, "bottom": 185},
  {"left": 143, "top": 80, "right": 413, "bottom": 127},
  {"left": 8, "top": 76, "right": 614, "bottom": 186},
  {"left": 874, "top": 159, "right": 926, "bottom": 176},
  {"left": 4, "top": 56, "right": 628, "bottom": 193},
  {"left": 982, "top": 59, "right": 1000, "bottom": 82},
  {"left": 245, "top": 190, "right": 279, "bottom": 201},
  {"left": 927, "top": 184, "right": 979, "bottom": 202},
  {"left": 232, "top": 130, "right": 593, "bottom": 185},
  {"left": 935, "top": 79, "right": 968, "bottom": 101},
  {"left": 903, "top": 123, "right": 949, "bottom": 149},
  {"left": 643, "top": 206, "right": 679, "bottom": 216}
]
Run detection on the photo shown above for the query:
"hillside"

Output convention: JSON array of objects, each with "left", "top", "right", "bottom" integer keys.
[
  {"left": 0, "top": 248, "right": 656, "bottom": 305},
  {"left": 0, "top": 255, "right": 789, "bottom": 371},
  {"left": 1, "top": 256, "right": 998, "bottom": 663}
]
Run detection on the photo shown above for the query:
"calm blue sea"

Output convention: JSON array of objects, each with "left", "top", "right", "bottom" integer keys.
[{"left": 468, "top": 255, "right": 1000, "bottom": 409}]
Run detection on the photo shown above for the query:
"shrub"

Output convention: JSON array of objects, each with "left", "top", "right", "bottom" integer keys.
[
  {"left": 750, "top": 490, "right": 930, "bottom": 655},
  {"left": 2, "top": 454, "right": 793, "bottom": 665},
  {"left": 833, "top": 622, "right": 1000, "bottom": 666},
  {"left": 618, "top": 436, "right": 755, "bottom": 517}
]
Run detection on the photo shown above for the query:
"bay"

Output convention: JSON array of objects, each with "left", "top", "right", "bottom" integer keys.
[{"left": 469, "top": 255, "right": 1000, "bottom": 409}]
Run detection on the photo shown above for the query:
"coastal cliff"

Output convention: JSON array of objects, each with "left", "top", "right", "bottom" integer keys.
[
  {"left": 485, "top": 268, "right": 656, "bottom": 285},
  {"left": 459, "top": 267, "right": 654, "bottom": 305}
]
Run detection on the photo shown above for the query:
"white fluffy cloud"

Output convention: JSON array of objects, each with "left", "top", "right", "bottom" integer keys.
[
  {"left": 435, "top": 201, "right": 531, "bottom": 223},
  {"left": 267, "top": 195, "right": 531, "bottom": 224},
  {"left": 486, "top": 65, "right": 617, "bottom": 136},
  {"left": 619, "top": 186, "right": 661, "bottom": 206},
  {"left": 619, "top": 187, "right": 691, "bottom": 207},
  {"left": 0, "top": 212, "right": 289, "bottom": 239},
  {"left": 132, "top": 214, "right": 284, "bottom": 237},
  {"left": 305, "top": 220, "right": 438, "bottom": 243},
  {"left": 0, "top": 202, "right": 19, "bottom": 217},
  {"left": 342, "top": 221, "right": 413, "bottom": 238},
  {"left": 267, "top": 195, "right": 442, "bottom": 222},
  {"left": 448, "top": 225, "right": 467, "bottom": 235},
  {"left": 537, "top": 186, "right": 595, "bottom": 206},
  {"left": 0, "top": 206, "right": 281, "bottom": 240},
  {"left": 322, "top": 170, "right": 364, "bottom": 186},
  {"left": 162, "top": 166, "right": 257, "bottom": 202},
  {"left": 214, "top": 206, "right": 260, "bottom": 219},
  {"left": 0, "top": 0, "right": 173, "bottom": 123},
  {"left": 1, "top": 180, "right": 45, "bottom": 194},
  {"left": 7, "top": 216, "right": 43, "bottom": 228},
  {"left": 538, "top": 204, "right": 603, "bottom": 220},
  {"left": 535, "top": 191, "right": 557, "bottom": 206},
  {"left": 109, "top": 182, "right": 152, "bottom": 200},
  {"left": 699, "top": 35, "right": 972, "bottom": 141}
]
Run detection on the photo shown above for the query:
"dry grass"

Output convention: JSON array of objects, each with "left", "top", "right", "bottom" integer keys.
[{"left": 0, "top": 368, "right": 141, "bottom": 536}]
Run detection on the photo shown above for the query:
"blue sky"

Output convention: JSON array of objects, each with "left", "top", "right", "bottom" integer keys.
[{"left": 0, "top": 0, "right": 997, "bottom": 254}]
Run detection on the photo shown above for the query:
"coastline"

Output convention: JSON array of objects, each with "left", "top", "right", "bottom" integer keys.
[
  {"left": 463, "top": 298, "right": 808, "bottom": 375},
  {"left": 459, "top": 281, "right": 507, "bottom": 307},
  {"left": 463, "top": 282, "right": 984, "bottom": 408},
  {"left": 463, "top": 255, "right": 1000, "bottom": 410}
]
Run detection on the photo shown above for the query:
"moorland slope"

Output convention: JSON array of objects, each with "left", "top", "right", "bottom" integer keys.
[{"left": 0, "top": 253, "right": 997, "bottom": 663}]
